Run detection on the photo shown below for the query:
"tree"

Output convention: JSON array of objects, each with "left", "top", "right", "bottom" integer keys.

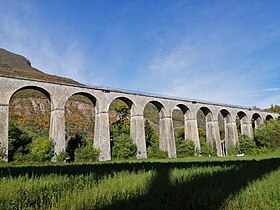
[
  {"left": 175, "top": 128, "right": 195, "bottom": 157},
  {"left": 28, "top": 137, "right": 53, "bottom": 162},
  {"left": 74, "top": 140, "right": 99, "bottom": 162},
  {"left": 238, "top": 134, "right": 257, "bottom": 155},
  {"left": 112, "top": 133, "right": 136, "bottom": 159},
  {"left": 145, "top": 119, "right": 159, "bottom": 147},
  {"left": 8, "top": 125, "right": 32, "bottom": 161},
  {"left": 110, "top": 102, "right": 136, "bottom": 159},
  {"left": 254, "top": 119, "right": 280, "bottom": 150}
]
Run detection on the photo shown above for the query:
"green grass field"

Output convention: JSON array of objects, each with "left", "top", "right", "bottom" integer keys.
[{"left": 0, "top": 150, "right": 280, "bottom": 210}]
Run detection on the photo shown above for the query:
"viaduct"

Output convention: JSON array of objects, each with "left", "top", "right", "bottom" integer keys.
[{"left": 0, "top": 76, "right": 279, "bottom": 161}]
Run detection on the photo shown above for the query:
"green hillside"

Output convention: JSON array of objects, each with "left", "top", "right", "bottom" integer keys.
[{"left": 0, "top": 48, "right": 80, "bottom": 84}]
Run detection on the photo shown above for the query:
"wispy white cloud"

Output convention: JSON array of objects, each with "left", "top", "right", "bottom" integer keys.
[{"left": 263, "top": 88, "right": 280, "bottom": 92}]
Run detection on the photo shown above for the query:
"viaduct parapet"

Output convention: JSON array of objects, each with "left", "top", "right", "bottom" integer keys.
[{"left": 0, "top": 76, "right": 278, "bottom": 161}]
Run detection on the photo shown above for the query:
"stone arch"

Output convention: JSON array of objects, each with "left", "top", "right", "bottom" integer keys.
[
  {"left": 237, "top": 111, "right": 248, "bottom": 124},
  {"left": 172, "top": 104, "right": 192, "bottom": 118},
  {"left": 107, "top": 96, "right": 135, "bottom": 112},
  {"left": 8, "top": 85, "right": 52, "bottom": 161},
  {"left": 172, "top": 104, "right": 198, "bottom": 157},
  {"left": 143, "top": 100, "right": 168, "bottom": 157},
  {"left": 219, "top": 109, "right": 232, "bottom": 123},
  {"left": 145, "top": 100, "right": 166, "bottom": 117},
  {"left": 199, "top": 106, "right": 214, "bottom": 122},
  {"left": 65, "top": 92, "right": 97, "bottom": 107},
  {"left": 196, "top": 106, "right": 214, "bottom": 154},
  {"left": 218, "top": 109, "right": 237, "bottom": 156},
  {"left": 64, "top": 92, "right": 97, "bottom": 162},
  {"left": 171, "top": 104, "right": 191, "bottom": 139},
  {"left": 108, "top": 96, "right": 136, "bottom": 159},
  {"left": 252, "top": 113, "right": 262, "bottom": 129},
  {"left": 236, "top": 111, "right": 251, "bottom": 137},
  {"left": 9, "top": 85, "right": 51, "bottom": 102},
  {"left": 265, "top": 114, "right": 273, "bottom": 121}
]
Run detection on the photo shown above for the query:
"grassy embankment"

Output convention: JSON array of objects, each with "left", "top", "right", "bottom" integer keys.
[{"left": 0, "top": 150, "right": 280, "bottom": 210}]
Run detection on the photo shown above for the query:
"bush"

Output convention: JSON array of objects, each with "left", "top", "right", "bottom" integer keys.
[
  {"left": 227, "top": 145, "right": 238, "bottom": 156},
  {"left": 147, "top": 144, "right": 168, "bottom": 159},
  {"left": 176, "top": 140, "right": 195, "bottom": 158},
  {"left": 75, "top": 140, "right": 99, "bottom": 162},
  {"left": 238, "top": 134, "right": 257, "bottom": 155},
  {"left": 8, "top": 125, "right": 32, "bottom": 161},
  {"left": 200, "top": 137, "right": 216, "bottom": 156},
  {"left": 112, "top": 134, "right": 136, "bottom": 159},
  {"left": 0, "top": 147, "right": 7, "bottom": 162},
  {"left": 28, "top": 137, "right": 53, "bottom": 162}
]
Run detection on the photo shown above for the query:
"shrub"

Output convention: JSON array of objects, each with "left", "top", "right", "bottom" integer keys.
[
  {"left": 112, "top": 133, "right": 136, "bottom": 159},
  {"left": 176, "top": 140, "right": 195, "bottom": 158},
  {"left": 147, "top": 144, "right": 168, "bottom": 159},
  {"left": 75, "top": 140, "right": 99, "bottom": 162},
  {"left": 227, "top": 145, "right": 238, "bottom": 156},
  {"left": 0, "top": 147, "right": 7, "bottom": 162},
  {"left": 28, "top": 137, "right": 53, "bottom": 162},
  {"left": 8, "top": 125, "right": 32, "bottom": 161},
  {"left": 238, "top": 134, "right": 257, "bottom": 155},
  {"left": 200, "top": 137, "right": 216, "bottom": 156}
]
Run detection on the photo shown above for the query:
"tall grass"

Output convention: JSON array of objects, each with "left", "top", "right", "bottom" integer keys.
[{"left": 0, "top": 154, "right": 279, "bottom": 209}]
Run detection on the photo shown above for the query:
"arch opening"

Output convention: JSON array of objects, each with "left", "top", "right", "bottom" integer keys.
[
  {"left": 172, "top": 104, "right": 195, "bottom": 157},
  {"left": 252, "top": 113, "right": 262, "bottom": 129},
  {"left": 197, "top": 107, "right": 216, "bottom": 156},
  {"left": 236, "top": 111, "right": 248, "bottom": 136},
  {"left": 144, "top": 101, "right": 167, "bottom": 158},
  {"left": 109, "top": 97, "right": 136, "bottom": 160},
  {"left": 218, "top": 109, "right": 234, "bottom": 156},
  {"left": 64, "top": 92, "right": 96, "bottom": 162},
  {"left": 265, "top": 115, "right": 273, "bottom": 121},
  {"left": 8, "top": 87, "right": 51, "bottom": 162}
]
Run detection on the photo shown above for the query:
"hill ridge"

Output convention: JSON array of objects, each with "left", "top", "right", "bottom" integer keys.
[{"left": 0, "top": 48, "right": 80, "bottom": 85}]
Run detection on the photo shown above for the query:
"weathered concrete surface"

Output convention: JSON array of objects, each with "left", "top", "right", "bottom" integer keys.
[
  {"left": 0, "top": 104, "right": 9, "bottom": 161},
  {"left": 0, "top": 76, "right": 279, "bottom": 161},
  {"left": 185, "top": 118, "right": 200, "bottom": 149},
  {"left": 94, "top": 112, "right": 111, "bottom": 161},
  {"left": 50, "top": 109, "right": 65, "bottom": 157},
  {"left": 130, "top": 114, "right": 147, "bottom": 159}
]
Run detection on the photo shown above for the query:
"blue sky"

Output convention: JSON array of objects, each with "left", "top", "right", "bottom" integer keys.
[{"left": 0, "top": 0, "right": 280, "bottom": 108}]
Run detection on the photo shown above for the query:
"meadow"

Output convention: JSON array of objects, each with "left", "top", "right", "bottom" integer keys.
[{"left": 0, "top": 151, "right": 280, "bottom": 210}]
